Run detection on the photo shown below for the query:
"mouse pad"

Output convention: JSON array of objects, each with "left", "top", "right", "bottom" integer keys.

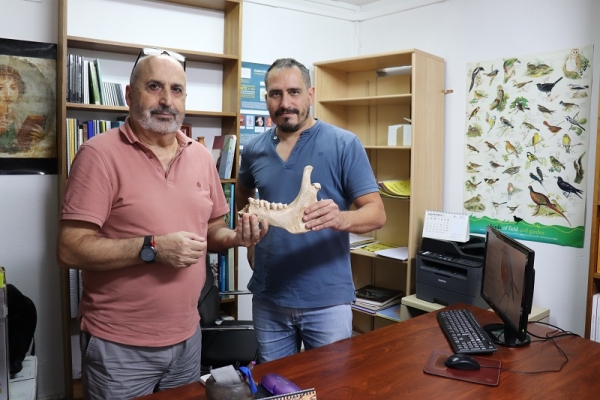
[{"left": 423, "top": 349, "right": 501, "bottom": 386}]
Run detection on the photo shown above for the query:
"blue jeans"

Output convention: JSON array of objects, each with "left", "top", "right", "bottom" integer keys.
[{"left": 252, "top": 296, "right": 352, "bottom": 363}]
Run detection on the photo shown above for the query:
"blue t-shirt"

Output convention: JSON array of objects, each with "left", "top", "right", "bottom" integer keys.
[{"left": 238, "top": 120, "right": 379, "bottom": 308}]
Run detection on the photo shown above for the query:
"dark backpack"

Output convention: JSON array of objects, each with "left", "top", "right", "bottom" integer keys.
[{"left": 6, "top": 284, "right": 37, "bottom": 376}]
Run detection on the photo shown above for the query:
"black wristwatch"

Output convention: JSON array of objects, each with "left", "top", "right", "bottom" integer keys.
[{"left": 140, "top": 235, "right": 156, "bottom": 263}]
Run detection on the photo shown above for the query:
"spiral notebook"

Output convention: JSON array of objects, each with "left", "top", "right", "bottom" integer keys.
[{"left": 422, "top": 210, "right": 470, "bottom": 243}]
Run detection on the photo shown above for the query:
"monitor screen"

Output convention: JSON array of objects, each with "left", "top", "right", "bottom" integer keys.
[{"left": 481, "top": 226, "right": 536, "bottom": 347}]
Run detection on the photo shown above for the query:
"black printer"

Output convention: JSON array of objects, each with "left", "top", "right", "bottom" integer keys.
[{"left": 416, "top": 236, "right": 488, "bottom": 309}]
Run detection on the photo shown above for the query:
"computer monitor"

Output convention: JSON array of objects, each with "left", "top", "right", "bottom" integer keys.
[{"left": 480, "top": 226, "right": 536, "bottom": 347}]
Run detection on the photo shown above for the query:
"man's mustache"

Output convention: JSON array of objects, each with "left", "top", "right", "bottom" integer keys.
[
  {"left": 149, "top": 106, "right": 178, "bottom": 117},
  {"left": 275, "top": 108, "right": 299, "bottom": 117}
]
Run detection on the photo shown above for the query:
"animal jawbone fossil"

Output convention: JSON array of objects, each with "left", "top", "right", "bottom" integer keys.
[{"left": 238, "top": 165, "right": 321, "bottom": 234}]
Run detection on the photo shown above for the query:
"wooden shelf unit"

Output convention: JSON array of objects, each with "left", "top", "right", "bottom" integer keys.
[
  {"left": 57, "top": 1, "right": 242, "bottom": 398},
  {"left": 314, "top": 49, "right": 445, "bottom": 333},
  {"left": 585, "top": 84, "right": 600, "bottom": 339}
]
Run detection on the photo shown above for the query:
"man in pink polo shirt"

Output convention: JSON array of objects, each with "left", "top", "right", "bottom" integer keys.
[{"left": 57, "top": 48, "right": 267, "bottom": 399}]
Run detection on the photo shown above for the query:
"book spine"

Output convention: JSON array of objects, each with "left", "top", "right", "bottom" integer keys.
[
  {"left": 67, "top": 53, "right": 73, "bottom": 102},
  {"left": 93, "top": 59, "right": 105, "bottom": 105},
  {"left": 78, "top": 54, "right": 84, "bottom": 103},
  {"left": 88, "top": 61, "right": 100, "bottom": 105},
  {"left": 83, "top": 59, "right": 89, "bottom": 104},
  {"left": 230, "top": 183, "right": 235, "bottom": 228},
  {"left": 227, "top": 247, "right": 235, "bottom": 291},
  {"left": 218, "top": 252, "right": 227, "bottom": 292},
  {"left": 222, "top": 183, "right": 233, "bottom": 228},
  {"left": 224, "top": 135, "right": 237, "bottom": 179},
  {"left": 68, "top": 269, "right": 79, "bottom": 318},
  {"left": 116, "top": 83, "right": 126, "bottom": 106}
]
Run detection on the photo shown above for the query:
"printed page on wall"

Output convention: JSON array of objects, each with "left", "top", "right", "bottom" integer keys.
[
  {"left": 463, "top": 45, "right": 594, "bottom": 248},
  {"left": 240, "top": 62, "right": 271, "bottom": 148}
]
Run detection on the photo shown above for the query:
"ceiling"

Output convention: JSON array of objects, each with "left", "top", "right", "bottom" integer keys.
[{"left": 335, "top": 0, "right": 382, "bottom": 5}]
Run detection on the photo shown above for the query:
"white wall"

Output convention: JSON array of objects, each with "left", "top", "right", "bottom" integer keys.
[
  {"left": 0, "top": 0, "right": 63, "bottom": 397},
  {"left": 358, "top": 0, "right": 600, "bottom": 336}
]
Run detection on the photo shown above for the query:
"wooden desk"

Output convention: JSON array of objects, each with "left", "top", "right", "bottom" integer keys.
[{"left": 137, "top": 304, "right": 600, "bottom": 399}]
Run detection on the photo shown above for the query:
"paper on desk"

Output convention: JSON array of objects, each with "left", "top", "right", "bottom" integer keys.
[
  {"left": 374, "top": 246, "right": 408, "bottom": 260},
  {"left": 210, "top": 365, "right": 241, "bottom": 385}
]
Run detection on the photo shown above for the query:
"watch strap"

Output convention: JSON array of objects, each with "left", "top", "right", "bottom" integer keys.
[{"left": 143, "top": 235, "right": 155, "bottom": 247}]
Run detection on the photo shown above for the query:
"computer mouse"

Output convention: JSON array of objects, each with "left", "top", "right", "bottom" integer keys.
[
  {"left": 261, "top": 373, "right": 301, "bottom": 395},
  {"left": 444, "top": 353, "right": 481, "bottom": 370}
]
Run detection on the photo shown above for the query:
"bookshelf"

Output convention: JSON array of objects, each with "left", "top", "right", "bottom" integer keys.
[
  {"left": 57, "top": 0, "right": 242, "bottom": 398},
  {"left": 313, "top": 50, "right": 445, "bottom": 334},
  {"left": 585, "top": 83, "right": 600, "bottom": 340}
]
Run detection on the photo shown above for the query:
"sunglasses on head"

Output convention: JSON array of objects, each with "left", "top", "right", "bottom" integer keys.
[{"left": 131, "top": 47, "right": 186, "bottom": 75}]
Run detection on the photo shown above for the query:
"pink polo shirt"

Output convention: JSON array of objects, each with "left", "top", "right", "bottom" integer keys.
[{"left": 60, "top": 118, "right": 229, "bottom": 346}]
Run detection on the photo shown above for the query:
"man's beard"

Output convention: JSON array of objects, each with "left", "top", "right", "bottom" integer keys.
[
  {"left": 131, "top": 104, "right": 184, "bottom": 134},
  {"left": 275, "top": 106, "right": 310, "bottom": 133}
]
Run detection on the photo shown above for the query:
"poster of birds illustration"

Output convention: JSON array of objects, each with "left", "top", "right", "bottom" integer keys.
[{"left": 463, "top": 45, "right": 593, "bottom": 248}]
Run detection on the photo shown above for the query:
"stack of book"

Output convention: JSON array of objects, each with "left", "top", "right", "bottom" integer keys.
[
  {"left": 349, "top": 233, "right": 379, "bottom": 249},
  {"left": 378, "top": 179, "right": 410, "bottom": 199},
  {"left": 353, "top": 284, "right": 404, "bottom": 314},
  {"left": 67, "top": 54, "right": 126, "bottom": 107}
]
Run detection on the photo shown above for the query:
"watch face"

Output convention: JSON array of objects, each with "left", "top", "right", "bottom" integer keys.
[{"left": 140, "top": 247, "right": 156, "bottom": 262}]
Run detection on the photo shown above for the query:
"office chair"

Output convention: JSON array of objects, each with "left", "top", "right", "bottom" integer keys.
[{"left": 198, "top": 260, "right": 258, "bottom": 374}]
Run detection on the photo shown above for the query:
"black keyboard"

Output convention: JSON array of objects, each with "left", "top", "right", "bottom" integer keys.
[{"left": 437, "top": 309, "right": 497, "bottom": 354}]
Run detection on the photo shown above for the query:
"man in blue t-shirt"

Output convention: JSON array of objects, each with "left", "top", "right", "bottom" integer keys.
[{"left": 236, "top": 58, "right": 386, "bottom": 363}]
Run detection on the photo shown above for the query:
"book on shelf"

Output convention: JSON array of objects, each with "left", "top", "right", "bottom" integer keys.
[
  {"left": 101, "top": 82, "right": 126, "bottom": 106},
  {"left": 93, "top": 59, "right": 106, "bottom": 105},
  {"left": 355, "top": 284, "right": 404, "bottom": 308},
  {"left": 227, "top": 247, "right": 235, "bottom": 291},
  {"left": 349, "top": 233, "right": 379, "bottom": 249},
  {"left": 68, "top": 268, "right": 79, "bottom": 319},
  {"left": 88, "top": 60, "right": 101, "bottom": 105},
  {"left": 222, "top": 183, "right": 234, "bottom": 229},
  {"left": 218, "top": 135, "right": 237, "bottom": 179},
  {"left": 353, "top": 297, "right": 402, "bottom": 312},
  {"left": 83, "top": 59, "right": 89, "bottom": 104},
  {"left": 355, "top": 242, "right": 398, "bottom": 254},
  {"left": 378, "top": 179, "right": 410, "bottom": 199},
  {"left": 212, "top": 135, "right": 225, "bottom": 167},
  {"left": 375, "top": 303, "right": 402, "bottom": 322}
]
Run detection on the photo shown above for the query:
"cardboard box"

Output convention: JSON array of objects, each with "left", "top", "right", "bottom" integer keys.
[{"left": 387, "top": 124, "right": 412, "bottom": 146}]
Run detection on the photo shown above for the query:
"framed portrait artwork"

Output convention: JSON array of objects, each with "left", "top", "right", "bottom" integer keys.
[{"left": 0, "top": 38, "right": 57, "bottom": 174}]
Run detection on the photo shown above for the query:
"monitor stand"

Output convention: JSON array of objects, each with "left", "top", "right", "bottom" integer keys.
[{"left": 483, "top": 323, "right": 531, "bottom": 348}]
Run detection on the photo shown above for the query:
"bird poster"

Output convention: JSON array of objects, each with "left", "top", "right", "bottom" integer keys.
[{"left": 463, "top": 45, "right": 593, "bottom": 248}]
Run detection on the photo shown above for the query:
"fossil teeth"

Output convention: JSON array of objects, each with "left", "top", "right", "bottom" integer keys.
[{"left": 238, "top": 165, "right": 320, "bottom": 234}]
